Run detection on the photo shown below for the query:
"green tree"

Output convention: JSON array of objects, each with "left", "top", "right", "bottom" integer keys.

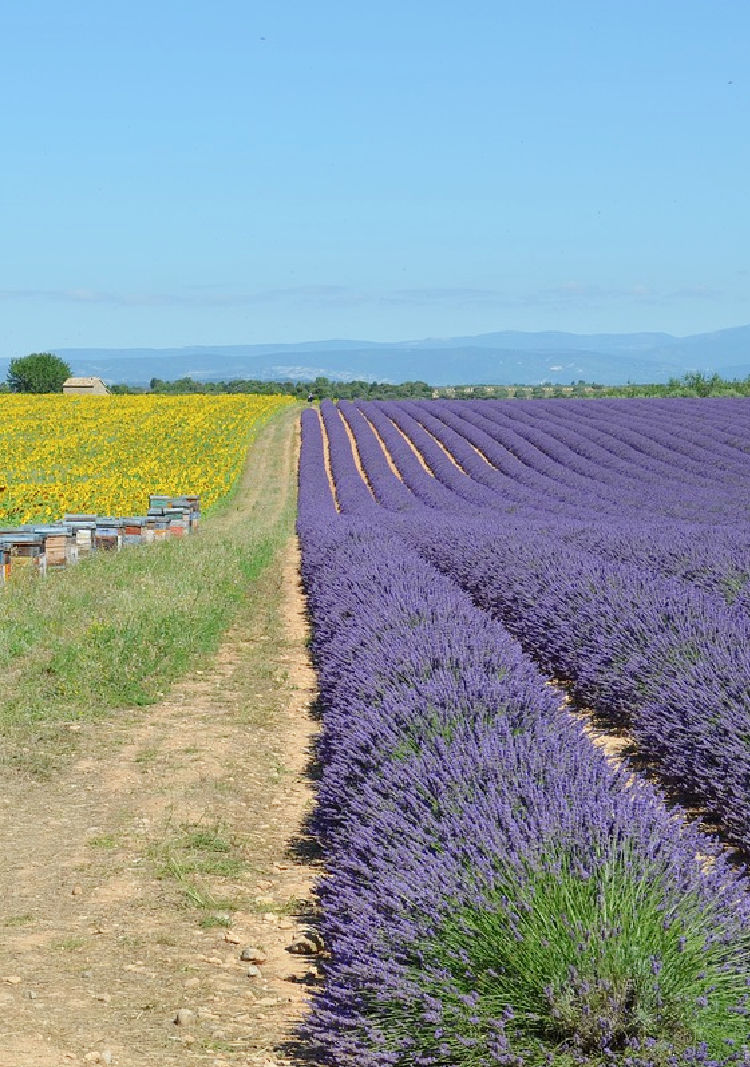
[{"left": 7, "top": 352, "right": 71, "bottom": 393}]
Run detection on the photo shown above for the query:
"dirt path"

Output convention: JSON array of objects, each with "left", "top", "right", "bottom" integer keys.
[{"left": 0, "top": 408, "right": 321, "bottom": 1067}]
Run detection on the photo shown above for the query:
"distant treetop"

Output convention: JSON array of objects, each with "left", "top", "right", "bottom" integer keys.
[{"left": 7, "top": 353, "right": 72, "bottom": 393}]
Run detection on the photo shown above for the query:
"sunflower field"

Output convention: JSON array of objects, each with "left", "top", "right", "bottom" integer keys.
[{"left": 0, "top": 394, "right": 293, "bottom": 524}]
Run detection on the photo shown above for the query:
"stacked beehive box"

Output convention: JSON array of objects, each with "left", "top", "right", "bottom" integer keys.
[{"left": 0, "top": 494, "right": 200, "bottom": 585}]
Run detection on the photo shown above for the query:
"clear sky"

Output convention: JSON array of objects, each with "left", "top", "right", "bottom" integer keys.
[{"left": 1, "top": 0, "right": 748, "bottom": 353}]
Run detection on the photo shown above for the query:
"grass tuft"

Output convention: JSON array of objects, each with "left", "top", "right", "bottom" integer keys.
[
  {"left": 86, "top": 834, "right": 119, "bottom": 849},
  {"left": 151, "top": 819, "right": 249, "bottom": 920},
  {"left": 3, "top": 913, "right": 34, "bottom": 927}
]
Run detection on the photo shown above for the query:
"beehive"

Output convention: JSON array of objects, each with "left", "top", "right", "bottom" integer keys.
[
  {"left": 94, "top": 520, "right": 122, "bottom": 552},
  {"left": 33, "top": 527, "right": 69, "bottom": 568}
]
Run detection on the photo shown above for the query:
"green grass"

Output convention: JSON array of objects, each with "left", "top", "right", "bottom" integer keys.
[
  {"left": 133, "top": 745, "right": 159, "bottom": 764},
  {"left": 180, "top": 827, "right": 232, "bottom": 853},
  {"left": 165, "top": 823, "right": 246, "bottom": 879},
  {"left": 150, "top": 820, "right": 250, "bottom": 923},
  {"left": 0, "top": 404, "right": 299, "bottom": 767},
  {"left": 52, "top": 936, "right": 87, "bottom": 952},
  {"left": 155, "top": 847, "right": 240, "bottom": 913},
  {"left": 3, "top": 913, "right": 34, "bottom": 927},
  {"left": 0, "top": 533, "right": 278, "bottom": 714},
  {"left": 86, "top": 833, "right": 120, "bottom": 849},
  {"left": 197, "top": 914, "right": 232, "bottom": 930},
  {"left": 249, "top": 895, "right": 313, "bottom": 918}
]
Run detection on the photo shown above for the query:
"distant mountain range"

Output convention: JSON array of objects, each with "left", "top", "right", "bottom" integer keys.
[{"left": 3, "top": 325, "right": 750, "bottom": 386}]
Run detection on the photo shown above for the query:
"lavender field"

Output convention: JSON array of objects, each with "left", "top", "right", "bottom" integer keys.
[{"left": 297, "top": 399, "right": 750, "bottom": 1066}]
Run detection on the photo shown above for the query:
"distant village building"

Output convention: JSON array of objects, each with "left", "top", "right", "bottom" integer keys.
[{"left": 62, "top": 376, "right": 110, "bottom": 396}]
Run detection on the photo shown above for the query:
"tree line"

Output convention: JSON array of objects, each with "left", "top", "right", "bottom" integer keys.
[{"left": 120, "top": 375, "right": 435, "bottom": 399}]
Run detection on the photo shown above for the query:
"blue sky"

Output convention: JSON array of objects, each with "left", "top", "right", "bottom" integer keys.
[{"left": 1, "top": 0, "right": 748, "bottom": 352}]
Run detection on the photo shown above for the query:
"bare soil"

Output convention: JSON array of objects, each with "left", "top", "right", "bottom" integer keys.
[{"left": 0, "top": 409, "right": 321, "bottom": 1066}]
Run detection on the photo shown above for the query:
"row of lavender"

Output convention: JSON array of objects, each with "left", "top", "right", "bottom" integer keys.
[
  {"left": 299, "top": 406, "right": 750, "bottom": 1064},
  {"left": 374, "top": 398, "right": 750, "bottom": 599},
  {"left": 335, "top": 395, "right": 750, "bottom": 607},
  {"left": 329, "top": 398, "right": 750, "bottom": 852},
  {"left": 330, "top": 395, "right": 750, "bottom": 602},
  {"left": 405, "top": 398, "right": 750, "bottom": 600}
]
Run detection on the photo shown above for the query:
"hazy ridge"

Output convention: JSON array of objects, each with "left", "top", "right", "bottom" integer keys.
[{"left": 3, "top": 325, "right": 750, "bottom": 386}]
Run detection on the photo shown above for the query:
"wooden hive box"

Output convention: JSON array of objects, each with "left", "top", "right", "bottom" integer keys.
[
  {"left": 171, "top": 494, "right": 201, "bottom": 514},
  {"left": 94, "top": 519, "right": 122, "bottom": 552},
  {"left": 165, "top": 507, "right": 189, "bottom": 538},
  {"left": 122, "top": 517, "right": 147, "bottom": 545},
  {"left": 72, "top": 523, "right": 96, "bottom": 552},
  {"left": 33, "top": 527, "right": 69, "bottom": 568},
  {"left": 149, "top": 494, "right": 172, "bottom": 510},
  {"left": 6, "top": 533, "right": 47, "bottom": 577}
]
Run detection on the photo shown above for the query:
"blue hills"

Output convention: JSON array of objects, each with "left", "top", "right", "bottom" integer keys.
[{"left": 3, "top": 325, "right": 750, "bottom": 386}]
